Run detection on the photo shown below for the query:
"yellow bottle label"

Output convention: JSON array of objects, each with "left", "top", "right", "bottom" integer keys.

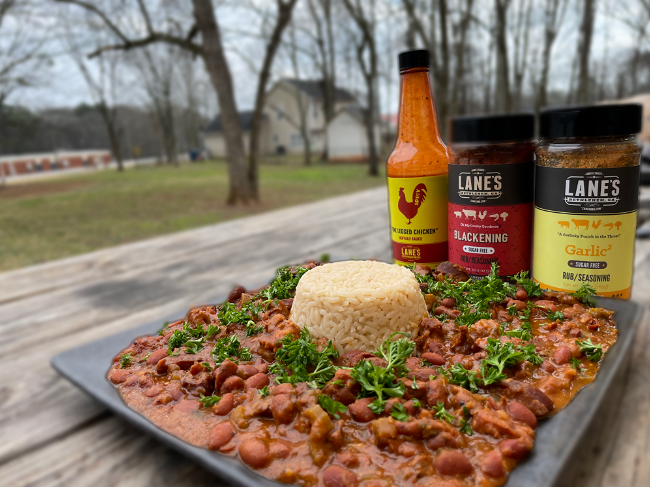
[
  {"left": 387, "top": 175, "right": 448, "bottom": 268},
  {"left": 532, "top": 209, "right": 636, "bottom": 299}
]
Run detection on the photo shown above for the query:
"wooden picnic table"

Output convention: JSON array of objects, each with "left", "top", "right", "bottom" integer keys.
[{"left": 0, "top": 186, "right": 648, "bottom": 487}]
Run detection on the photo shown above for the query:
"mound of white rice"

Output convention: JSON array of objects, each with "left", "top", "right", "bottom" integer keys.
[{"left": 290, "top": 260, "right": 427, "bottom": 353}]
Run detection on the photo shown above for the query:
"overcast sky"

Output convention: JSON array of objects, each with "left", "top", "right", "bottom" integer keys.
[{"left": 4, "top": 0, "right": 648, "bottom": 116}]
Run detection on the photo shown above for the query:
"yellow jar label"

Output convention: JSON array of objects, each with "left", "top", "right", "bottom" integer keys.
[
  {"left": 532, "top": 209, "right": 636, "bottom": 298},
  {"left": 387, "top": 175, "right": 448, "bottom": 268}
]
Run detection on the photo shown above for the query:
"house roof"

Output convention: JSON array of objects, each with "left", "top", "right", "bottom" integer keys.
[
  {"left": 205, "top": 110, "right": 267, "bottom": 133},
  {"left": 331, "top": 104, "right": 367, "bottom": 123},
  {"left": 282, "top": 79, "right": 356, "bottom": 102}
]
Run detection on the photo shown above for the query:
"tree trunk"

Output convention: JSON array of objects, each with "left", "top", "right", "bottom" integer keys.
[
  {"left": 449, "top": 0, "right": 473, "bottom": 119},
  {"left": 493, "top": 0, "right": 511, "bottom": 114},
  {"left": 437, "top": 0, "right": 450, "bottom": 140},
  {"left": 98, "top": 105, "right": 124, "bottom": 172},
  {"left": 365, "top": 74, "right": 379, "bottom": 176},
  {"left": 248, "top": 0, "right": 297, "bottom": 200},
  {"left": 577, "top": 0, "right": 596, "bottom": 104},
  {"left": 192, "top": 0, "right": 251, "bottom": 204}
]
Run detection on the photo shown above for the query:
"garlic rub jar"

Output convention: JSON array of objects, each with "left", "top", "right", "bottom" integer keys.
[
  {"left": 448, "top": 114, "right": 535, "bottom": 279},
  {"left": 533, "top": 104, "right": 642, "bottom": 299}
]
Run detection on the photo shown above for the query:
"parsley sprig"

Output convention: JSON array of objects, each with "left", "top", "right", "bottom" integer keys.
[
  {"left": 390, "top": 402, "right": 410, "bottom": 422},
  {"left": 260, "top": 266, "right": 309, "bottom": 300},
  {"left": 318, "top": 395, "right": 348, "bottom": 419},
  {"left": 572, "top": 282, "right": 597, "bottom": 307},
  {"left": 199, "top": 394, "right": 221, "bottom": 407},
  {"left": 211, "top": 334, "right": 251, "bottom": 365},
  {"left": 119, "top": 353, "right": 131, "bottom": 368},
  {"left": 511, "top": 271, "right": 544, "bottom": 298},
  {"left": 577, "top": 338, "right": 603, "bottom": 361},
  {"left": 432, "top": 401, "right": 455, "bottom": 423},
  {"left": 269, "top": 327, "right": 339, "bottom": 386},
  {"left": 480, "top": 338, "right": 542, "bottom": 386},
  {"left": 351, "top": 333, "right": 415, "bottom": 414},
  {"left": 448, "top": 363, "right": 479, "bottom": 392}
]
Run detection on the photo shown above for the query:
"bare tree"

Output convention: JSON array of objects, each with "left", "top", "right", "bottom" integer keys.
[
  {"left": 134, "top": 44, "right": 180, "bottom": 165},
  {"left": 306, "top": 0, "right": 336, "bottom": 159},
  {"left": 577, "top": 0, "right": 597, "bottom": 104},
  {"left": 449, "top": 0, "right": 474, "bottom": 118},
  {"left": 342, "top": 0, "right": 379, "bottom": 176},
  {"left": 285, "top": 27, "right": 312, "bottom": 166},
  {"left": 248, "top": 0, "right": 298, "bottom": 199},
  {"left": 65, "top": 29, "right": 125, "bottom": 171},
  {"left": 511, "top": 0, "right": 532, "bottom": 112},
  {"left": 493, "top": 0, "right": 511, "bottom": 113},
  {"left": 0, "top": 0, "right": 47, "bottom": 108},
  {"left": 536, "top": 0, "right": 568, "bottom": 113}
]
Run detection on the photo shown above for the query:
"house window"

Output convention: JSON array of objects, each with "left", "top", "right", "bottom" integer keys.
[
  {"left": 273, "top": 135, "right": 279, "bottom": 143},
  {"left": 291, "top": 133, "right": 304, "bottom": 148},
  {"left": 276, "top": 105, "right": 284, "bottom": 120},
  {"left": 313, "top": 103, "right": 318, "bottom": 119}
]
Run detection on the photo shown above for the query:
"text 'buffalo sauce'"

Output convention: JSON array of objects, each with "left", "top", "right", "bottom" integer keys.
[
  {"left": 448, "top": 114, "right": 535, "bottom": 279},
  {"left": 387, "top": 49, "right": 449, "bottom": 268}
]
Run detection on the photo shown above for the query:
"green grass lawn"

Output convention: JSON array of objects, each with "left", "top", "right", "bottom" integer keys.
[{"left": 0, "top": 159, "right": 386, "bottom": 271}]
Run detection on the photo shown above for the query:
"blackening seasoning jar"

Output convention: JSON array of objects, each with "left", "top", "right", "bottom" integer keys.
[
  {"left": 448, "top": 114, "right": 535, "bottom": 279},
  {"left": 534, "top": 104, "right": 642, "bottom": 299}
]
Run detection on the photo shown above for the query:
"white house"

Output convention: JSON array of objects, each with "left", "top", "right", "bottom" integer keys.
[
  {"left": 204, "top": 79, "right": 371, "bottom": 159},
  {"left": 327, "top": 105, "right": 381, "bottom": 162}
]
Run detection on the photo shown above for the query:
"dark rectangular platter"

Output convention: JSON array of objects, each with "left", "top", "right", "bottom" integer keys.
[{"left": 52, "top": 297, "right": 644, "bottom": 487}]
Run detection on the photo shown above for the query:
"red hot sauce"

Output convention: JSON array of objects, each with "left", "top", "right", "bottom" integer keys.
[{"left": 448, "top": 114, "right": 535, "bottom": 279}]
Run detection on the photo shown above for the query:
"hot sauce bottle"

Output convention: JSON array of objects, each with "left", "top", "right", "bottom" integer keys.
[
  {"left": 387, "top": 50, "right": 449, "bottom": 268},
  {"left": 448, "top": 114, "right": 535, "bottom": 279}
]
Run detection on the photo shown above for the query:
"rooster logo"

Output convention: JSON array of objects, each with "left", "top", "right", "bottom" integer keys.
[{"left": 398, "top": 183, "right": 427, "bottom": 224}]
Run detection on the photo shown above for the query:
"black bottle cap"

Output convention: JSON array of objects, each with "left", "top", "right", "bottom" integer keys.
[
  {"left": 540, "top": 104, "right": 642, "bottom": 138},
  {"left": 398, "top": 49, "right": 429, "bottom": 71},
  {"left": 451, "top": 113, "right": 535, "bottom": 143}
]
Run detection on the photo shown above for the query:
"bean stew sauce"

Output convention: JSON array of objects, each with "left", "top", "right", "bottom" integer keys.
[{"left": 108, "top": 262, "right": 617, "bottom": 487}]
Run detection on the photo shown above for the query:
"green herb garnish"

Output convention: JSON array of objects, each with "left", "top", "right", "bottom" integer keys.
[
  {"left": 318, "top": 395, "right": 348, "bottom": 419},
  {"left": 211, "top": 334, "right": 250, "bottom": 365},
  {"left": 198, "top": 394, "right": 221, "bottom": 407},
  {"left": 202, "top": 362, "right": 212, "bottom": 371},
  {"left": 270, "top": 327, "right": 339, "bottom": 387},
  {"left": 460, "top": 405, "right": 473, "bottom": 435},
  {"left": 245, "top": 320, "right": 264, "bottom": 337},
  {"left": 448, "top": 363, "right": 480, "bottom": 393},
  {"left": 260, "top": 266, "right": 309, "bottom": 300},
  {"left": 480, "top": 339, "right": 542, "bottom": 386},
  {"left": 570, "top": 357, "right": 584, "bottom": 371},
  {"left": 184, "top": 338, "right": 204, "bottom": 354},
  {"left": 576, "top": 338, "right": 603, "bottom": 361},
  {"left": 572, "top": 282, "right": 597, "bottom": 307},
  {"left": 119, "top": 353, "right": 131, "bottom": 368},
  {"left": 390, "top": 402, "right": 410, "bottom": 422},
  {"left": 512, "top": 270, "right": 544, "bottom": 298},
  {"left": 167, "top": 329, "right": 189, "bottom": 354},
  {"left": 432, "top": 401, "right": 455, "bottom": 423},
  {"left": 547, "top": 310, "right": 565, "bottom": 322},
  {"left": 259, "top": 385, "right": 270, "bottom": 397}
]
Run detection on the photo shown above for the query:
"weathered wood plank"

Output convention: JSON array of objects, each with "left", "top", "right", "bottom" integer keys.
[{"left": 1, "top": 186, "right": 649, "bottom": 487}]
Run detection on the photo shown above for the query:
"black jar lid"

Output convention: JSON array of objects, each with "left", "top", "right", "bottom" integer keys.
[
  {"left": 451, "top": 113, "right": 534, "bottom": 143},
  {"left": 398, "top": 49, "right": 429, "bottom": 71},
  {"left": 540, "top": 104, "right": 642, "bottom": 138}
]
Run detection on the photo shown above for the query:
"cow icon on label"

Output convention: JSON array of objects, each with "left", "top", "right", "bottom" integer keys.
[
  {"left": 572, "top": 219, "right": 589, "bottom": 230},
  {"left": 462, "top": 209, "right": 477, "bottom": 220},
  {"left": 558, "top": 221, "right": 570, "bottom": 229}
]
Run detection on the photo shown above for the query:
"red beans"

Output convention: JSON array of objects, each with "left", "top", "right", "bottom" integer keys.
[
  {"left": 189, "top": 363, "right": 205, "bottom": 376},
  {"left": 214, "top": 359, "right": 238, "bottom": 389},
  {"left": 348, "top": 398, "right": 378, "bottom": 423},
  {"left": 322, "top": 465, "right": 359, "bottom": 487},
  {"left": 272, "top": 383, "right": 295, "bottom": 395},
  {"left": 227, "top": 285, "right": 246, "bottom": 303},
  {"left": 441, "top": 297, "right": 456, "bottom": 308},
  {"left": 553, "top": 345, "right": 572, "bottom": 365},
  {"left": 146, "top": 348, "right": 168, "bottom": 366},
  {"left": 408, "top": 368, "right": 439, "bottom": 382},
  {"left": 434, "top": 449, "right": 473, "bottom": 476},
  {"left": 426, "top": 380, "right": 447, "bottom": 408},
  {"left": 144, "top": 385, "right": 164, "bottom": 397},
  {"left": 480, "top": 450, "right": 505, "bottom": 477},
  {"left": 506, "top": 299, "right": 527, "bottom": 311},
  {"left": 212, "top": 393, "right": 235, "bottom": 416},
  {"left": 515, "top": 289, "right": 529, "bottom": 301},
  {"left": 108, "top": 369, "right": 131, "bottom": 384},
  {"left": 245, "top": 373, "right": 270, "bottom": 390},
  {"left": 237, "top": 364, "right": 259, "bottom": 379},
  {"left": 239, "top": 437, "right": 272, "bottom": 469},
  {"left": 271, "top": 393, "right": 296, "bottom": 424},
  {"left": 220, "top": 375, "right": 245, "bottom": 394},
  {"left": 208, "top": 422, "right": 235, "bottom": 451},
  {"left": 421, "top": 352, "right": 446, "bottom": 366},
  {"left": 335, "top": 452, "right": 360, "bottom": 469},
  {"left": 500, "top": 438, "right": 532, "bottom": 460},
  {"left": 507, "top": 401, "right": 537, "bottom": 429},
  {"left": 540, "top": 361, "right": 556, "bottom": 373},
  {"left": 174, "top": 399, "right": 199, "bottom": 413},
  {"left": 269, "top": 440, "right": 292, "bottom": 459}
]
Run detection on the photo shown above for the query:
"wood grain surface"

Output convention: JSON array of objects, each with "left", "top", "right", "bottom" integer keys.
[{"left": 0, "top": 186, "right": 648, "bottom": 487}]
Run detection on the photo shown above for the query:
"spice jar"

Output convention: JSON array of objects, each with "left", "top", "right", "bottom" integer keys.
[
  {"left": 448, "top": 114, "right": 535, "bottom": 279},
  {"left": 533, "top": 104, "right": 642, "bottom": 299}
]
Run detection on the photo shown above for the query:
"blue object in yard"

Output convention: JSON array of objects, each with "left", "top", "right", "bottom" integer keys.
[{"left": 189, "top": 150, "right": 201, "bottom": 162}]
